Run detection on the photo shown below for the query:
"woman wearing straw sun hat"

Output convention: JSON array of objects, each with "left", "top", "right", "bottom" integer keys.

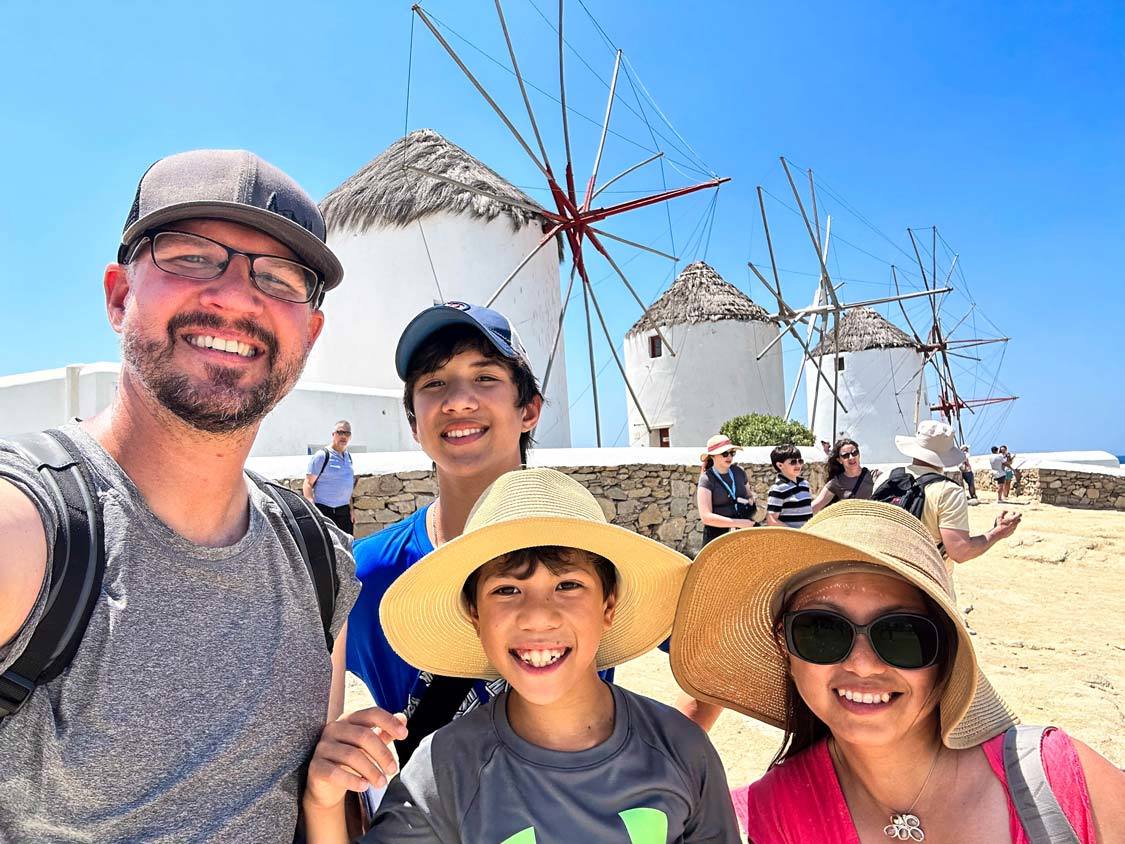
[
  {"left": 698, "top": 434, "right": 758, "bottom": 546},
  {"left": 671, "top": 500, "right": 1123, "bottom": 843}
]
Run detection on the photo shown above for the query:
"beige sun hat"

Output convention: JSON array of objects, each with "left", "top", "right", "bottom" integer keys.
[
  {"left": 670, "top": 500, "right": 1018, "bottom": 750},
  {"left": 380, "top": 468, "right": 690, "bottom": 679},
  {"left": 700, "top": 434, "right": 741, "bottom": 462},
  {"left": 894, "top": 420, "right": 965, "bottom": 468}
]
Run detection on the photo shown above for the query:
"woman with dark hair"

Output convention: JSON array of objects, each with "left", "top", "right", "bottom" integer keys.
[
  {"left": 810, "top": 438, "right": 878, "bottom": 513},
  {"left": 697, "top": 434, "right": 758, "bottom": 546},
  {"left": 671, "top": 502, "right": 1123, "bottom": 843}
]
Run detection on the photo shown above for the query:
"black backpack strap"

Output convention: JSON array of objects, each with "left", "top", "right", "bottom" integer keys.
[
  {"left": 249, "top": 473, "right": 338, "bottom": 652},
  {"left": 308, "top": 449, "right": 330, "bottom": 488},
  {"left": 396, "top": 674, "right": 477, "bottom": 766},
  {"left": 0, "top": 429, "right": 105, "bottom": 720},
  {"left": 1003, "top": 725, "right": 1080, "bottom": 844}
]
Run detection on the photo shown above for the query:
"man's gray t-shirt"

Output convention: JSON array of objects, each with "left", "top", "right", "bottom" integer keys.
[
  {"left": 0, "top": 426, "right": 360, "bottom": 843},
  {"left": 365, "top": 683, "right": 739, "bottom": 843}
]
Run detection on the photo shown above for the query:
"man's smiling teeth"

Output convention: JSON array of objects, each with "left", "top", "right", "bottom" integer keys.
[
  {"left": 516, "top": 648, "right": 567, "bottom": 668},
  {"left": 837, "top": 689, "right": 892, "bottom": 704},
  {"left": 444, "top": 427, "right": 484, "bottom": 439},
  {"left": 188, "top": 335, "right": 256, "bottom": 358}
]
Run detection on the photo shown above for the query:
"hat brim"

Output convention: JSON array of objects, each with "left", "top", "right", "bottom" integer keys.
[
  {"left": 700, "top": 445, "right": 742, "bottom": 462},
  {"left": 670, "top": 525, "right": 1016, "bottom": 749},
  {"left": 381, "top": 516, "right": 689, "bottom": 679},
  {"left": 894, "top": 435, "right": 965, "bottom": 468},
  {"left": 121, "top": 201, "right": 344, "bottom": 291},
  {"left": 394, "top": 306, "right": 519, "bottom": 381}
]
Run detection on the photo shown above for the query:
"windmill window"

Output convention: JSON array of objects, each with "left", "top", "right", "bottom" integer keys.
[
  {"left": 650, "top": 427, "right": 671, "bottom": 448},
  {"left": 836, "top": 357, "right": 846, "bottom": 372},
  {"left": 649, "top": 335, "right": 662, "bottom": 358}
]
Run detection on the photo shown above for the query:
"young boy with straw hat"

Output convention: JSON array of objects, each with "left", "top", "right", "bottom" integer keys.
[
  {"left": 304, "top": 468, "right": 740, "bottom": 843},
  {"left": 670, "top": 500, "right": 1123, "bottom": 842}
]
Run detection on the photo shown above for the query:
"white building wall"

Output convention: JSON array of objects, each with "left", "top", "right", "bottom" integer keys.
[
  {"left": 804, "top": 346, "right": 927, "bottom": 464},
  {"left": 624, "top": 320, "right": 784, "bottom": 448},
  {"left": 0, "top": 364, "right": 408, "bottom": 458},
  {"left": 304, "top": 212, "right": 572, "bottom": 447}
]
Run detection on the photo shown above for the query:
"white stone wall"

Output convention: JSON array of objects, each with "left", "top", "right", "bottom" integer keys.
[
  {"left": 624, "top": 320, "right": 784, "bottom": 447},
  {"left": 805, "top": 346, "right": 926, "bottom": 463},
  {"left": 304, "top": 211, "right": 572, "bottom": 447},
  {"left": 0, "top": 362, "right": 411, "bottom": 457},
  {"left": 0, "top": 364, "right": 119, "bottom": 434}
]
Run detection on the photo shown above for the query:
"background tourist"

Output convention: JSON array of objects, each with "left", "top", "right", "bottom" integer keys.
[
  {"left": 810, "top": 437, "right": 879, "bottom": 513},
  {"left": 697, "top": 434, "right": 757, "bottom": 546},
  {"left": 766, "top": 444, "right": 813, "bottom": 529},
  {"left": 672, "top": 501, "right": 1123, "bottom": 843},
  {"left": 887, "top": 423, "right": 1019, "bottom": 569},
  {"left": 990, "top": 445, "right": 1009, "bottom": 501},
  {"left": 304, "top": 420, "right": 357, "bottom": 533},
  {"left": 959, "top": 444, "right": 979, "bottom": 504}
]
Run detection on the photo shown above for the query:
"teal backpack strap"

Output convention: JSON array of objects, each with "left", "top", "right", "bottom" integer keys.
[{"left": 1003, "top": 725, "right": 1080, "bottom": 844}]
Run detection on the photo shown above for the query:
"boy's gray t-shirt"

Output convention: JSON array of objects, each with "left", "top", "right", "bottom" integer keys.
[
  {"left": 0, "top": 426, "right": 360, "bottom": 843},
  {"left": 365, "top": 683, "right": 739, "bottom": 843}
]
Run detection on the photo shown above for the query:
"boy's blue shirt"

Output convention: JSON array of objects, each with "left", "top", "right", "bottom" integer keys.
[
  {"left": 347, "top": 504, "right": 613, "bottom": 719},
  {"left": 346, "top": 506, "right": 434, "bottom": 715}
]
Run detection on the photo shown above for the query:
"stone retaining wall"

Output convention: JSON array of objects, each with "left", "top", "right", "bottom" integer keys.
[
  {"left": 969, "top": 460, "right": 1125, "bottom": 510},
  {"left": 283, "top": 461, "right": 828, "bottom": 554}
]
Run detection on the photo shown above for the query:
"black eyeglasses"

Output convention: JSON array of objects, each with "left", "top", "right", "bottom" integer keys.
[
  {"left": 783, "top": 609, "right": 942, "bottom": 670},
  {"left": 334, "top": 430, "right": 352, "bottom": 436},
  {"left": 127, "top": 230, "right": 322, "bottom": 304},
  {"left": 838, "top": 450, "right": 859, "bottom": 459}
]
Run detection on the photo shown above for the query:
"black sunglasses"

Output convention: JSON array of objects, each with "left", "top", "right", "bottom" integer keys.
[
  {"left": 334, "top": 430, "right": 352, "bottom": 436},
  {"left": 719, "top": 450, "right": 737, "bottom": 458},
  {"left": 783, "top": 609, "right": 942, "bottom": 670},
  {"left": 838, "top": 450, "right": 859, "bottom": 459},
  {"left": 785, "top": 457, "right": 805, "bottom": 465}
]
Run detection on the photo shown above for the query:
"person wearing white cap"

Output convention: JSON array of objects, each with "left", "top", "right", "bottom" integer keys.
[{"left": 880, "top": 420, "right": 1020, "bottom": 568}]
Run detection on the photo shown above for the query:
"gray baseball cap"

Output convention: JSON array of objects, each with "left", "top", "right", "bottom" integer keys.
[{"left": 118, "top": 149, "right": 343, "bottom": 292}]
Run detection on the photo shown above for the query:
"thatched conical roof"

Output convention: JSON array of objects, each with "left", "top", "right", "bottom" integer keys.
[
  {"left": 321, "top": 129, "right": 549, "bottom": 234},
  {"left": 626, "top": 262, "right": 771, "bottom": 336},
  {"left": 811, "top": 306, "right": 917, "bottom": 355}
]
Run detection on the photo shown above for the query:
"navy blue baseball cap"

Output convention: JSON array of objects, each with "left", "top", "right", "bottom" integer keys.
[{"left": 395, "top": 301, "right": 530, "bottom": 380}]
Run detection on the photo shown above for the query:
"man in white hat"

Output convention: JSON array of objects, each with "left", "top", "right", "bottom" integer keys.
[{"left": 883, "top": 420, "right": 1020, "bottom": 566}]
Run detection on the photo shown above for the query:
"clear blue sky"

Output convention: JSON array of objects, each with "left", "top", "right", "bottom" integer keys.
[{"left": 2, "top": 1, "right": 1122, "bottom": 453}]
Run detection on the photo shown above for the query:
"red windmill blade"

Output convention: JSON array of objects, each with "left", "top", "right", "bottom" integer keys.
[{"left": 410, "top": 1, "right": 729, "bottom": 445}]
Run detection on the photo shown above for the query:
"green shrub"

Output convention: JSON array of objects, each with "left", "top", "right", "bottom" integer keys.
[{"left": 720, "top": 414, "right": 816, "bottom": 448}]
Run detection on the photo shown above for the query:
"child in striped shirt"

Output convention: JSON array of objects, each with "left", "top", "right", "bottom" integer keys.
[{"left": 766, "top": 444, "right": 813, "bottom": 528}]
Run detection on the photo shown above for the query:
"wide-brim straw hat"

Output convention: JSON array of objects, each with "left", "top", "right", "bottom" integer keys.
[
  {"left": 670, "top": 500, "right": 1018, "bottom": 749},
  {"left": 381, "top": 468, "right": 690, "bottom": 679},
  {"left": 700, "top": 434, "right": 741, "bottom": 462},
  {"left": 894, "top": 419, "right": 965, "bottom": 468}
]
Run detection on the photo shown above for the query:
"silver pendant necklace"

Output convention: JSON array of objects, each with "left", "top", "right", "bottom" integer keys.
[{"left": 831, "top": 740, "right": 942, "bottom": 842}]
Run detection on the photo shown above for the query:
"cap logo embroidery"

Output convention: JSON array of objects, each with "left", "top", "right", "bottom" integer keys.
[{"left": 443, "top": 301, "right": 472, "bottom": 311}]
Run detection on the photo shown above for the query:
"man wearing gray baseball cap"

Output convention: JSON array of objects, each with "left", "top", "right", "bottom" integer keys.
[{"left": 0, "top": 150, "right": 402, "bottom": 841}]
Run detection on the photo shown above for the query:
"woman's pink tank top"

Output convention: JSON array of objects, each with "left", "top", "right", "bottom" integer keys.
[{"left": 734, "top": 729, "right": 1095, "bottom": 843}]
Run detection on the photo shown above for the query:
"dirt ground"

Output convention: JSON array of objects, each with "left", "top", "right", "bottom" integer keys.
[{"left": 346, "top": 495, "right": 1125, "bottom": 787}]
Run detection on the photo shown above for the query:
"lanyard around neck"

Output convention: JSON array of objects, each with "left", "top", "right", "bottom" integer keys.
[{"left": 710, "top": 467, "right": 739, "bottom": 500}]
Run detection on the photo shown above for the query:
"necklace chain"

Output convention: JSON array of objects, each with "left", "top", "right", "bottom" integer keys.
[{"left": 830, "top": 739, "right": 943, "bottom": 841}]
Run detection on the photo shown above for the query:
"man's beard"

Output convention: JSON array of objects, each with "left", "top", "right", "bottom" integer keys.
[{"left": 122, "top": 310, "right": 306, "bottom": 434}]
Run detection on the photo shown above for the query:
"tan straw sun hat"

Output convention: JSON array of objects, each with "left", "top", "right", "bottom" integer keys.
[
  {"left": 670, "top": 500, "right": 1018, "bottom": 750},
  {"left": 700, "top": 434, "right": 741, "bottom": 462},
  {"left": 894, "top": 420, "right": 965, "bottom": 468},
  {"left": 380, "top": 468, "right": 690, "bottom": 679}
]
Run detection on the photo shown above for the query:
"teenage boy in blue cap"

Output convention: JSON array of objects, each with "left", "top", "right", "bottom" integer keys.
[{"left": 344, "top": 301, "right": 549, "bottom": 767}]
